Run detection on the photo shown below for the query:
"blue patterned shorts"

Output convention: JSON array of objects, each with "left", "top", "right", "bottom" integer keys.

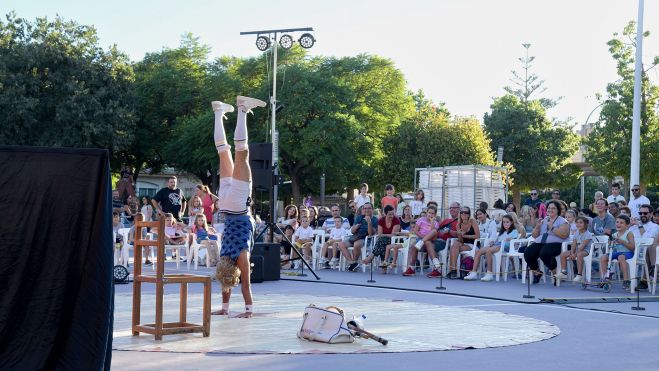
[{"left": 220, "top": 214, "right": 255, "bottom": 261}]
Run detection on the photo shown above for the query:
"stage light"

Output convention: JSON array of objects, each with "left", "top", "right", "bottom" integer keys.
[
  {"left": 256, "top": 35, "right": 271, "bottom": 51},
  {"left": 113, "top": 265, "right": 129, "bottom": 283},
  {"left": 298, "top": 33, "right": 315, "bottom": 49},
  {"left": 279, "top": 34, "right": 294, "bottom": 49}
]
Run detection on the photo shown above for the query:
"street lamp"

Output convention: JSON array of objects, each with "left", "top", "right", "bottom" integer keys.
[{"left": 240, "top": 27, "right": 315, "bottom": 224}]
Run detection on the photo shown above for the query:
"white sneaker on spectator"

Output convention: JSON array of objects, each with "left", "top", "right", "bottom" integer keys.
[
  {"left": 211, "top": 101, "right": 234, "bottom": 113},
  {"left": 464, "top": 271, "right": 479, "bottom": 281},
  {"left": 572, "top": 274, "right": 583, "bottom": 283},
  {"left": 480, "top": 273, "right": 494, "bottom": 281},
  {"left": 555, "top": 271, "right": 567, "bottom": 280},
  {"left": 237, "top": 96, "right": 266, "bottom": 112}
]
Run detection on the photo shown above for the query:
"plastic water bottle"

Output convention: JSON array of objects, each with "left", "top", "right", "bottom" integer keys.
[{"left": 351, "top": 314, "right": 366, "bottom": 329}]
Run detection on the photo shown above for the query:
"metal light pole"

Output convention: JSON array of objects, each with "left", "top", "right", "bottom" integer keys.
[
  {"left": 630, "top": 0, "right": 644, "bottom": 191},
  {"left": 240, "top": 27, "right": 315, "bottom": 224}
]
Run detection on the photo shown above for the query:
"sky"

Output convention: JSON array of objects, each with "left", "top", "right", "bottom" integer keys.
[{"left": 3, "top": 0, "right": 659, "bottom": 129}]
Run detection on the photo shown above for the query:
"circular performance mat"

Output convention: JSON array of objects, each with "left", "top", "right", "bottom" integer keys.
[{"left": 112, "top": 293, "right": 559, "bottom": 354}]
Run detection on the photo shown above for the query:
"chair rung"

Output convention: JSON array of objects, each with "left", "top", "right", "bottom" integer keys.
[{"left": 135, "top": 221, "right": 160, "bottom": 228}]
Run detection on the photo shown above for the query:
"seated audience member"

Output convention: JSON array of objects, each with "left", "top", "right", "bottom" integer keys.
[
  {"left": 476, "top": 208, "right": 498, "bottom": 239},
  {"left": 150, "top": 213, "right": 188, "bottom": 261},
  {"left": 190, "top": 213, "right": 220, "bottom": 266},
  {"left": 600, "top": 215, "right": 635, "bottom": 288},
  {"left": 402, "top": 205, "right": 443, "bottom": 277},
  {"left": 565, "top": 209, "right": 577, "bottom": 239},
  {"left": 112, "top": 212, "right": 124, "bottom": 255},
  {"left": 579, "top": 208, "right": 597, "bottom": 219},
  {"left": 619, "top": 206, "right": 632, "bottom": 217},
  {"left": 556, "top": 216, "right": 592, "bottom": 282},
  {"left": 653, "top": 210, "right": 659, "bottom": 225},
  {"left": 347, "top": 201, "right": 357, "bottom": 226},
  {"left": 279, "top": 225, "right": 295, "bottom": 269},
  {"left": 589, "top": 199, "right": 615, "bottom": 237},
  {"left": 187, "top": 196, "right": 204, "bottom": 227},
  {"left": 629, "top": 205, "right": 658, "bottom": 272},
  {"left": 447, "top": 206, "right": 480, "bottom": 279},
  {"left": 363, "top": 205, "right": 401, "bottom": 271},
  {"left": 521, "top": 205, "right": 536, "bottom": 234},
  {"left": 308, "top": 206, "right": 319, "bottom": 229},
  {"left": 489, "top": 199, "right": 507, "bottom": 225},
  {"left": 508, "top": 212, "right": 527, "bottom": 238},
  {"left": 320, "top": 217, "right": 349, "bottom": 269},
  {"left": 278, "top": 204, "right": 299, "bottom": 230},
  {"left": 464, "top": 214, "right": 519, "bottom": 281},
  {"left": 292, "top": 216, "right": 315, "bottom": 268},
  {"left": 608, "top": 202, "right": 620, "bottom": 218},
  {"left": 505, "top": 202, "right": 518, "bottom": 215},
  {"left": 322, "top": 204, "right": 350, "bottom": 231},
  {"left": 338, "top": 202, "right": 378, "bottom": 272},
  {"left": 399, "top": 205, "right": 414, "bottom": 231},
  {"left": 589, "top": 191, "right": 604, "bottom": 214},
  {"left": 628, "top": 185, "right": 651, "bottom": 219},
  {"left": 409, "top": 189, "right": 426, "bottom": 218},
  {"left": 524, "top": 200, "right": 569, "bottom": 284},
  {"left": 354, "top": 183, "right": 372, "bottom": 208},
  {"left": 381, "top": 184, "right": 398, "bottom": 212},
  {"left": 124, "top": 195, "right": 140, "bottom": 225},
  {"left": 112, "top": 189, "right": 124, "bottom": 215},
  {"left": 316, "top": 206, "right": 332, "bottom": 227},
  {"left": 606, "top": 182, "right": 626, "bottom": 204}
]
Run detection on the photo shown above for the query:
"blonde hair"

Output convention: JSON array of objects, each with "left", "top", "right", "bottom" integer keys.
[
  {"left": 215, "top": 256, "right": 241, "bottom": 293},
  {"left": 194, "top": 213, "right": 208, "bottom": 229},
  {"left": 507, "top": 212, "right": 527, "bottom": 238}
]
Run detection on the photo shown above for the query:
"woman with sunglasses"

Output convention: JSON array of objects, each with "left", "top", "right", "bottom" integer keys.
[
  {"left": 524, "top": 200, "right": 570, "bottom": 284},
  {"left": 447, "top": 207, "right": 480, "bottom": 279}
]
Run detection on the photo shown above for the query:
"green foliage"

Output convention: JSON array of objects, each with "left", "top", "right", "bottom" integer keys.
[
  {"left": 583, "top": 21, "right": 659, "bottom": 184},
  {"left": 484, "top": 94, "right": 581, "bottom": 191},
  {"left": 379, "top": 94, "right": 495, "bottom": 191},
  {"left": 0, "top": 13, "right": 136, "bottom": 166},
  {"left": 504, "top": 43, "right": 561, "bottom": 109}
]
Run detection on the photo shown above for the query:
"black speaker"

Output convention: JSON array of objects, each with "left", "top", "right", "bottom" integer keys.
[
  {"left": 249, "top": 143, "right": 272, "bottom": 191},
  {"left": 250, "top": 255, "right": 264, "bottom": 283},
  {"left": 252, "top": 242, "right": 280, "bottom": 281}
]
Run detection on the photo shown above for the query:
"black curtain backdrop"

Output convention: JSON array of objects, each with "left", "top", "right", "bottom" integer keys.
[{"left": 0, "top": 146, "right": 113, "bottom": 370}]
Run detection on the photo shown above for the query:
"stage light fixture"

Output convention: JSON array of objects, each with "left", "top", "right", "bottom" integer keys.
[
  {"left": 279, "top": 34, "right": 294, "bottom": 49},
  {"left": 113, "top": 264, "right": 129, "bottom": 283},
  {"left": 256, "top": 35, "right": 271, "bottom": 51},
  {"left": 298, "top": 33, "right": 315, "bottom": 49}
]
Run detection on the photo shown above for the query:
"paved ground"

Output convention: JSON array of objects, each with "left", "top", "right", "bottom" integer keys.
[{"left": 112, "top": 262, "right": 659, "bottom": 370}]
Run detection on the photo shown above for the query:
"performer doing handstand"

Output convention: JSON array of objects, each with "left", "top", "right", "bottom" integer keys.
[{"left": 210, "top": 96, "right": 266, "bottom": 318}]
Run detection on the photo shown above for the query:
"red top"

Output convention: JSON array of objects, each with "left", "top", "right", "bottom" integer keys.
[
  {"left": 380, "top": 196, "right": 398, "bottom": 211},
  {"left": 437, "top": 218, "right": 458, "bottom": 241},
  {"left": 378, "top": 216, "right": 400, "bottom": 234},
  {"left": 201, "top": 194, "right": 215, "bottom": 222}
]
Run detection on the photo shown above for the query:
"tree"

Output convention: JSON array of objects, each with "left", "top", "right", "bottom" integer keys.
[
  {"left": 0, "top": 13, "right": 136, "bottom": 168},
  {"left": 505, "top": 43, "right": 561, "bottom": 110},
  {"left": 379, "top": 92, "right": 495, "bottom": 191},
  {"left": 484, "top": 94, "right": 581, "bottom": 206},
  {"left": 584, "top": 21, "right": 659, "bottom": 185}
]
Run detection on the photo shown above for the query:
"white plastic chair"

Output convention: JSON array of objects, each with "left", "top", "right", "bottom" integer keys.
[
  {"left": 116, "top": 228, "right": 132, "bottom": 268},
  {"left": 652, "top": 245, "right": 659, "bottom": 295},
  {"left": 503, "top": 238, "right": 532, "bottom": 282},
  {"left": 611, "top": 237, "right": 653, "bottom": 293},
  {"left": 311, "top": 230, "right": 327, "bottom": 269},
  {"left": 583, "top": 235, "right": 609, "bottom": 284},
  {"left": 390, "top": 235, "right": 411, "bottom": 274}
]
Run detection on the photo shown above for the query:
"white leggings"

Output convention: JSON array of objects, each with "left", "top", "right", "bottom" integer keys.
[{"left": 217, "top": 177, "right": 251, "bottom": 214}]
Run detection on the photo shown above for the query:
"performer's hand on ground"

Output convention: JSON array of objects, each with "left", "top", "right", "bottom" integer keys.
[
  {"left": 235, "top": 312, "right": 253, "bottom": 318},
  {"left": 211, "top": 309, "right": 229, "bottom": 315}
]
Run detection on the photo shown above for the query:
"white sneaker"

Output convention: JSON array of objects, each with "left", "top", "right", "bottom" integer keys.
[
  {"left": 237, "top": 96, "right": 266, "bottom": 112},
  {"left": 330, "top": 258, "right": 338, "bottom": 268},
  {"left": 555, "top": 272, "right": 567, "bottom": 280},
  {"left": 464, "top": 271, "right": 479, "bottom": 281},
  {"left": 211, "top": 101, "right": 234, "bottom": 113},
  {"left": 572, "top": 274, "right": 583, "bottom": 283},
  {"left": 414, "top": 240, "right": 424, "bottom": 250},
  {"left": 480, "top": 273, "right": 494, "bottom": 281}
]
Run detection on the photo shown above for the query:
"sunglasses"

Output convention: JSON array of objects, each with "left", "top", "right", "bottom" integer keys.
[
  {"left": 460, "top": 211, "right": 470, "bottom": 214},
  {"left": 639, "top": 212, "right": 649, "bottom": 215},
  {"left": 632, "top": 189, "right": 640, "bottom": 192},
  {"left": 530, "top": 193, "right": 537, "bottom": 195}
]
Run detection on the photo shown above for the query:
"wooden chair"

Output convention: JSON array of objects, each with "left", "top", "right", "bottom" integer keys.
[{"left": 132, "top": 213, "right": 211, "bottom": 340}]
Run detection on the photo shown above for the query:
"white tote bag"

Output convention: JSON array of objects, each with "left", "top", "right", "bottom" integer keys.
[{"left": 298, "top": 305, "right": 354, "bottom": 344}]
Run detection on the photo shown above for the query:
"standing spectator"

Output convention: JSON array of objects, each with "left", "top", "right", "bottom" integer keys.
[
  {"left": 447, "top": 206, "right": 480, "bottom": 279},
  {"left": 196, "top": 184, "right": 218, "bottom": 224},
  {"left": 188, "top": 196, "right": 204, "bottom": 227},
  {"left": 152, "top": 176, "right": 187, "bottom": 222},
  {"left": 123, "top": 195, "right": 140, "bottom": 225},
  {"left": 606, "top": 183, "right": 626, "bottom": 204},
  {"left": 303, "top": 194, "right": 313, "bottom": 208},
  {"left": 141, "top": 196, "right": 154, "bottom": 221},
  {"left": 523, "top": 189, "right": 542, "bottom": 208},
  {"left": 395, "top": 194, "right": 406, "bottom": 217},
  {"left": 354, "top": 183, "right": 372, "bottom": 208},
  {"left": 589, "top": 199, "right": 615, "bottom": 237},
  {"left": 117, "top": 165, "right": 136, "bottom": 203},
  {"left": 551, "top": 189, "right": 561, "bottom": 201},
  {"left": 608, "top": 202, "right": 620, "bottom": 218},
  {"left": 380, "top": 184, "right": 398, "bottom": 212},
  {"left": 628, "top": 185, "right": 651, "bottom": 219},
  {"left": 588, "top": 191, "right": 604, "bottom": 214},
  {"left": 338, "top": 202, "right": 378, "bottom": 272},
  {"left": 524, "top": 200, "right": 570, "bottom": 284},
  {"left": 112, "top": 189, "right": 124, "bottom": 215},
  {"left": 409, "top": 189, "right": 426, "bottom": 218},
  {"left": 346, "top": 201, "right": 357, "bottom": 226}
]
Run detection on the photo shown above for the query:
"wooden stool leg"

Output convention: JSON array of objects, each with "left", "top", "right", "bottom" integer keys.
[
  {"left": 203, "top": 279, "right": 211, "bottom": 337},
  {"left": 155, "top": 281, "right": 164, "bottom": 341},
  {"left": 132, "top": 282, "right": 141, "bottom": 336},
  {"left": 180, "top": 283, "right": 188, "bottom": 323}
]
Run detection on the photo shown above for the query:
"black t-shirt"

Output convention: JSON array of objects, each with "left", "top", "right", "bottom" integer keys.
[{"left": 153, "top": 187, "right": 186, "bottom": 220}]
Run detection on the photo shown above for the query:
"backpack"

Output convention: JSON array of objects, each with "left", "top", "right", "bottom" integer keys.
[{"left": 460, "top": 257, "right": 474, "bottom": 278}]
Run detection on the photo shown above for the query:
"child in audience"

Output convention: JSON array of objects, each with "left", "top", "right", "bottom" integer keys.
[
  {"left": 188, "top": 196, "right": 204, "bottom": 227},
  {"left": 409, "top": 189, "right": 426, "bottom": 218},
  {"left": 600, "top": 215, "right": 635, "bottom": 288},
  {"left": 292, "top": 216, "right": 315, "bottom": 268},
  {"left": 279, "top": 225, "right": 295, "bottom": 269},
  {"left": 556, "top": 216, "right": 592, "bottom": 282},
  {"left": 381, "top": 184, "right": 398, "bottom": 212},
  {"left": 464, "top": 214, "right": 519, "bottom": 281},
  {"left": 399, "top": 205, "right": 413, "bottom": 231},
  {"left": 395, "top": 194, "right": 406, "bottom": 217},
  {"left": 212, "top": 198, "right": 225, "bottom": 235},
  {"left": 320, "top": 217, "right": 349, "bottom": 269},
  {"left": 190, "top": 213, "right": 220, "bottom": 266},
  {"left": 565, "top": 209, "right": 578, "bottom": 240}
]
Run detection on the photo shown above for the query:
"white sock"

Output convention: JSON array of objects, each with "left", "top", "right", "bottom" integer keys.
[
  {"left": 214, "top": 111, "right": 230, "bottom": 153},
  {"left": 222, "top": 302, "right": 229, "bottom": 311},
  {"left": 432, "top": 258, "right": 440, "bottom": 269},
  {"left": 234, "top": 108, "right": 248, "bottom": 151}
]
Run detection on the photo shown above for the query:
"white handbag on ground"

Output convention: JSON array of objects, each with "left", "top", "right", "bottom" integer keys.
[{"left": 297, "top": 305, "right": 355, "bottom": 344}]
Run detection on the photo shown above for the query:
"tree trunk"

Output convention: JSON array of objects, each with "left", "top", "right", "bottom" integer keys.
[
  {"left": 512, "top": 187, "right": 521, "bottom": 212},
  {"left": 291, "top": 172, "right": 301, "bottom": 201},
  {"left": 132, "top": 161, "right": 143, "bottom": 185}
]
